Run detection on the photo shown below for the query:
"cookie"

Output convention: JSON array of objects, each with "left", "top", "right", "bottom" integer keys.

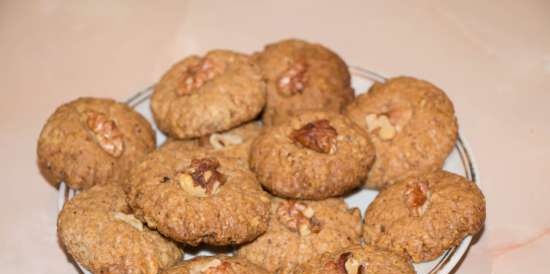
[
  {"left": 161, "top": 255, "right": 270, "bottom": 274},
  {"left": 161, "top": 121, "right": 263, "bottom": 168},
  {"left": 345, "top": 76, "right": 458, "bottom": 189},
  {"left": 363, "top": 170, "right": 486, "bottom": 262},
  {"left": 58, "top": 183, "right": 182, "bottom": 274},
  {"left": 256, "top": 39, "right": 354, "bottom": 126},
  {"left": 151, "top": 50, "right": 266, "bottom": 139},
  {"left": 250, "top": 111, "right": 375, "bottom": 199},
  {"left": 291, "top": 244, "right": 415, "bottom": 274},
  {"left": 237, "top": 198, "right": 362, "bottom": 274},
  {"left": 127, "top": 147, "right": 271, "bottom": 246},
  {"left": 37, "top": 97, "right": 156, "bottom": 189}
]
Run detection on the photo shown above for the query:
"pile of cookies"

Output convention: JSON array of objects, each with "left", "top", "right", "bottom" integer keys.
[{"left": 37, "top": 39, "right": 486, "bottom": 274}]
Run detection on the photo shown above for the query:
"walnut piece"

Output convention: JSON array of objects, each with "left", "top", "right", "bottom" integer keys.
[
  {"left": 86, "top": 111, "right": 124, "bottom": 157},
  {"left": 276, "top": 200, "right": 322, "bottom": 236},
  {"left": 190, "top": 259, "right": 231, "bottom": 274},
  {"left": 336, "top": 252, "right": 367, "bottom": 274},
  {"left": 404, "top": 180, "right": 431, "bottom": 217},
  {"left": 208, "top": 133, "right": 244, "bottom": 150},
  {"left": 365, "top": 114, "right": 396, "bottom": 140},
  {"left": 277, "top": 61, "right": 307, "bottom": 96},
  {"left": 178, "top": 57, "right": 224, "bottom": 96},
  {"left": 178, "top": 158, "right": 226, "bottom": 197},
  {"left": 113, "top": 212, "right": 144, "bottom": 231},
  {"left": 290, "top": 119, "right": 338, "bottom": 154}
]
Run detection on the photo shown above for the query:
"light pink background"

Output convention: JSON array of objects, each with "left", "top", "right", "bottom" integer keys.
[{"left": 1, "top": 1, "right": 549, "bottom": 273}]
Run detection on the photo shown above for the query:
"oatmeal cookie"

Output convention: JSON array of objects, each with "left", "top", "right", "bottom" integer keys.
[
  {"left": 291, "top": 244, "right": 415, "bottom": 274},
  {"left": 250, "top": 111, "right": 375, "bottom": 199},
  {"left": 128, "top": 147, "right": 271, "bottom": 246},
  {"left": 237, "top": 198, "right": 362, "bottom": 274},
  {"left": 161, "top": 255, "right": 269, "bottom": 274},
  {"left": 151, "top": 50, "right": 266, "bottom": 139},
  {"left": 58, "top": 184, "right": 182, "bottom": 274},
  {"left": 256, "top": 39, "right": 354, "bottom": 126},
  {"left": 37, "top": 97, "right": 156, "bottom": 189},
  {"left": 363, "top": 170, "right": 486, "bottom": 262},
  {"left": 345, "top": 76, "right": 458, "bottom": 189}
]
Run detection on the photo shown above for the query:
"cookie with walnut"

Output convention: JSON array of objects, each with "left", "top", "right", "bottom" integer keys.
[
  {"left": 256, "top": 39, "right": 354, "bottom": 126},
  {"left": 250, "top": 111, "right": 375, "bottom": 199},
  {"left": 37, "top": 97, "right": 156, "bottom": 190},
  {"left": 151, "top": 50, "right": 266, "bottom": 139},
  {"left": 161, "top": 255, "right": 270, "bottom": 274},
  {"left": 127, "top": 146, "right": 271, "bottom": 246},
  {"left": 363, "top": 170, "right": 486, "bottom": 262},
  {"left": 237, "top": 198, "right": 362, "bottom": 274},
  {"left": 58, "top": 183, "right": 182, "bottom": 274},
  {"left": 290, "top": 244, "right": 415, "bottom": 274},
  {"left": 345, "top": 76, "right": 458, "bottom": 189}
]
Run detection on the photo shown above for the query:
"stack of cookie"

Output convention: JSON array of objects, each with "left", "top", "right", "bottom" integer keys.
[{"left": 37, "top": 39, "right": 486, "bottom": 274}]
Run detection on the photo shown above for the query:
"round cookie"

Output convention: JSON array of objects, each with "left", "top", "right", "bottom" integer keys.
[
  {"left": 161, "top": 256, "right": 270, "bottom": 274},
  {"left": 250, "top": 111, "right": 375, "bottom": 199},
  {"left": 37, "top": 97, "right": 156, "bottom": 190},
  {"left": 161, "top": 121, "right": 263, "bottom": 168},
  {"left": 151, "top": 50, "right": 266, "bottom": 139},
  {"left": 128, "top": 147, "right": 271, "bottom": 246},
  {"left": 256, "top": 39, "right": 355, "bottom": 126},
  {"left": 363, "top": 170, "right": 486, "bottom": 262},
  {"left": 58, "top": 183, "right": 182, "bottom": 274},
  {"left": 237, "top": 198, "right": 362, "bottom": 274},
  {"left": 291, "top": 245, "right": 415, "bottom": 274},
  {"left": 345, "top": 76, "right": 458, "bottom": 189}
]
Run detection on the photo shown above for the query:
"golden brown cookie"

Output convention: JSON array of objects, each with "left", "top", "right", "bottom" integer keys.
[
  {"left": 37, "top": 97, "right": 156, "bottom": 190},
  {"left": 151, "top": 50, "right": 266, "bottom": 139},
  {"left": 237, "top": 198, "right": 362, "bottom": 274},
  {"left": 161, "top": 255, "right": 270, "bottom": 274},
  {"left": 256, "top": 39, "right": 354, "bottom": 126},
  {"left": 345, "top": 76, "right": 458, "bottom": 189},
  {"left": 128, "top": 146, "right": 271, "bottom": 246},
  {"left": 363, "top": 170, "right": 486, "bottom": 262},
  {"left": 58, "top": 184, "right": 182, "bottom": 274},
  {"left": 291, "top": 244, "right": 415, "bottom": 274},
  {"left": 250, "top": 111, "right": 375, "bottom": 199}
]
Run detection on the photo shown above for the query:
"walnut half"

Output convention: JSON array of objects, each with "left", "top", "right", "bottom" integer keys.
[
  {"left": 335, "top": 252, "right": 367, "bottom": 274},
  {"left": 277, "top": 60, "right": 308, "bottom": 96},
  {"left": 276, "top": 200, "right": 322, "bottom": 236},
  {"left": 178, "top": 158, "right": 226, "bottom": 197},
  {"left": 178, "top": 57, "right": 225, "bottom": 96},
  {"left": 290, "top": 119, "right": 338, "bottom": 154},
  {"left": 403, "top": 180, "right": 431, "bottom": 217},
  {"left": 85, "top": 111, "right": 124, "bottom": 157}
]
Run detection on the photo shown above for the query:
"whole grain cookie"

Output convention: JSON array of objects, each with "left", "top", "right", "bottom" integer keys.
[
  {"left": 345, "top": 76, "right": 458, "bottom": 189},
  {"left": 128, "top": 147, "right": 271, "bottom": 246},
  {"left": 250, "top": 111, "right": 375, "bottom": 199},
  {"left": 161, "top": 255, "right": 270, "bottom": 274},
  {"left": 161, "top": 121, "right": 263, "bottom": 168},
  {"left": 151, "top": 50, "right": 266, "bottom": 139},
  {"left": 37, "top": 97, "right": 156, "bottom": 189},
  {"left": 237, "top": 198, "right": 362, "bottom": 274},
  {"left": 256, "top": 39, "right": 354, "bottom": 126},
  {"left": 291, "top": 244, "right": 415, "bottom": 274},
  {"left": 363, "top": 170, "right": 486, "bottom": 262},
  {"left": 58, "top": 183, "right": 182, "bottom": 274}
]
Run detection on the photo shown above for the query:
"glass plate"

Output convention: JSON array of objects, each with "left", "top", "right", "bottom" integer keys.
[{"left": 58, "top": 66, "right": 478, "bottom": 274}]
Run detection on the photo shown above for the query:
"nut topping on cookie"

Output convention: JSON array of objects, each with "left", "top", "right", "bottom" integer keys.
[
  {"left": 365, "top": 114, "right": 396, "bottom": 140},
  {"left": 178, "top": 58, "right": 225, "bottom": 96},
  {"left": 112, "top": 212, "right": 144, "bottom": 231},
  {"left": 403, "top": 180, "right": 431, "bottom": 217},
  {"left": 290, "top": 119, "right": 338, "bottom": 154},
  {"left": 208, "top": 133, "right": 244, "bottom": 149},
  {"left": 178, "top": 158, "right": 226, "bottom": 197},
  {"left": 85, "top": 111, "right": 124, "bottom": 157},
  {"left": 334, "top": 252, "right": 367, "bottom": 274},
  {"left": 190, "top": 259, "right": 232, "bottom": 274},
  {"left": 277, "top": 60, "right": 308, "bottom": 96},
  {"left": 276, "top": 200, "right": 322, "bottom": 236}
]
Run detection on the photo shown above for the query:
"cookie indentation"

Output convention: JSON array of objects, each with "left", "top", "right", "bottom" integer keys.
[
  {"left": 85, "top": 110, "right": 124, "bottom": 157},
  {"left": 178, "top": 158, "right": 226, "bottom": 197},
  {"left": 276, "top": 200, "right": 322, "bottom": 236},
  {"left": 290, "top": 119, "right": 338, "bottom": 154}
]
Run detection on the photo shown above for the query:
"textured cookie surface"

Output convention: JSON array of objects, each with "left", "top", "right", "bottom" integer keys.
[
  {"left": 363, "top": 170, "right": 486, "bottom": 262},
  {"left": 237, "top": 198, "right": 362, "bottom": 274},
  {"left": 58, "top": 184, "right": 182, "bottom": 274},
  {"left": 345, "top": 76, "right": 458, "bottom": 189},
  {"left": 162, "top": 255, "right": 270, "bottom": 274},
  {"left": 256, "top": 39, "right": 354, "bottom": 126},
  {"left": 38, "top": 97, "right": 156, "bottom": 189},
  {"left": 291, "top": 244, "right": 415, "bottom": 274},
  {"left": 151, "top": 50, "right": 266, "bottom": 139},
  {"left": 250, "top": 111, "right": 375, "bottom": 199},
  {"left": 128, "top": 147, "right": 271, "bottom": 246}
]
